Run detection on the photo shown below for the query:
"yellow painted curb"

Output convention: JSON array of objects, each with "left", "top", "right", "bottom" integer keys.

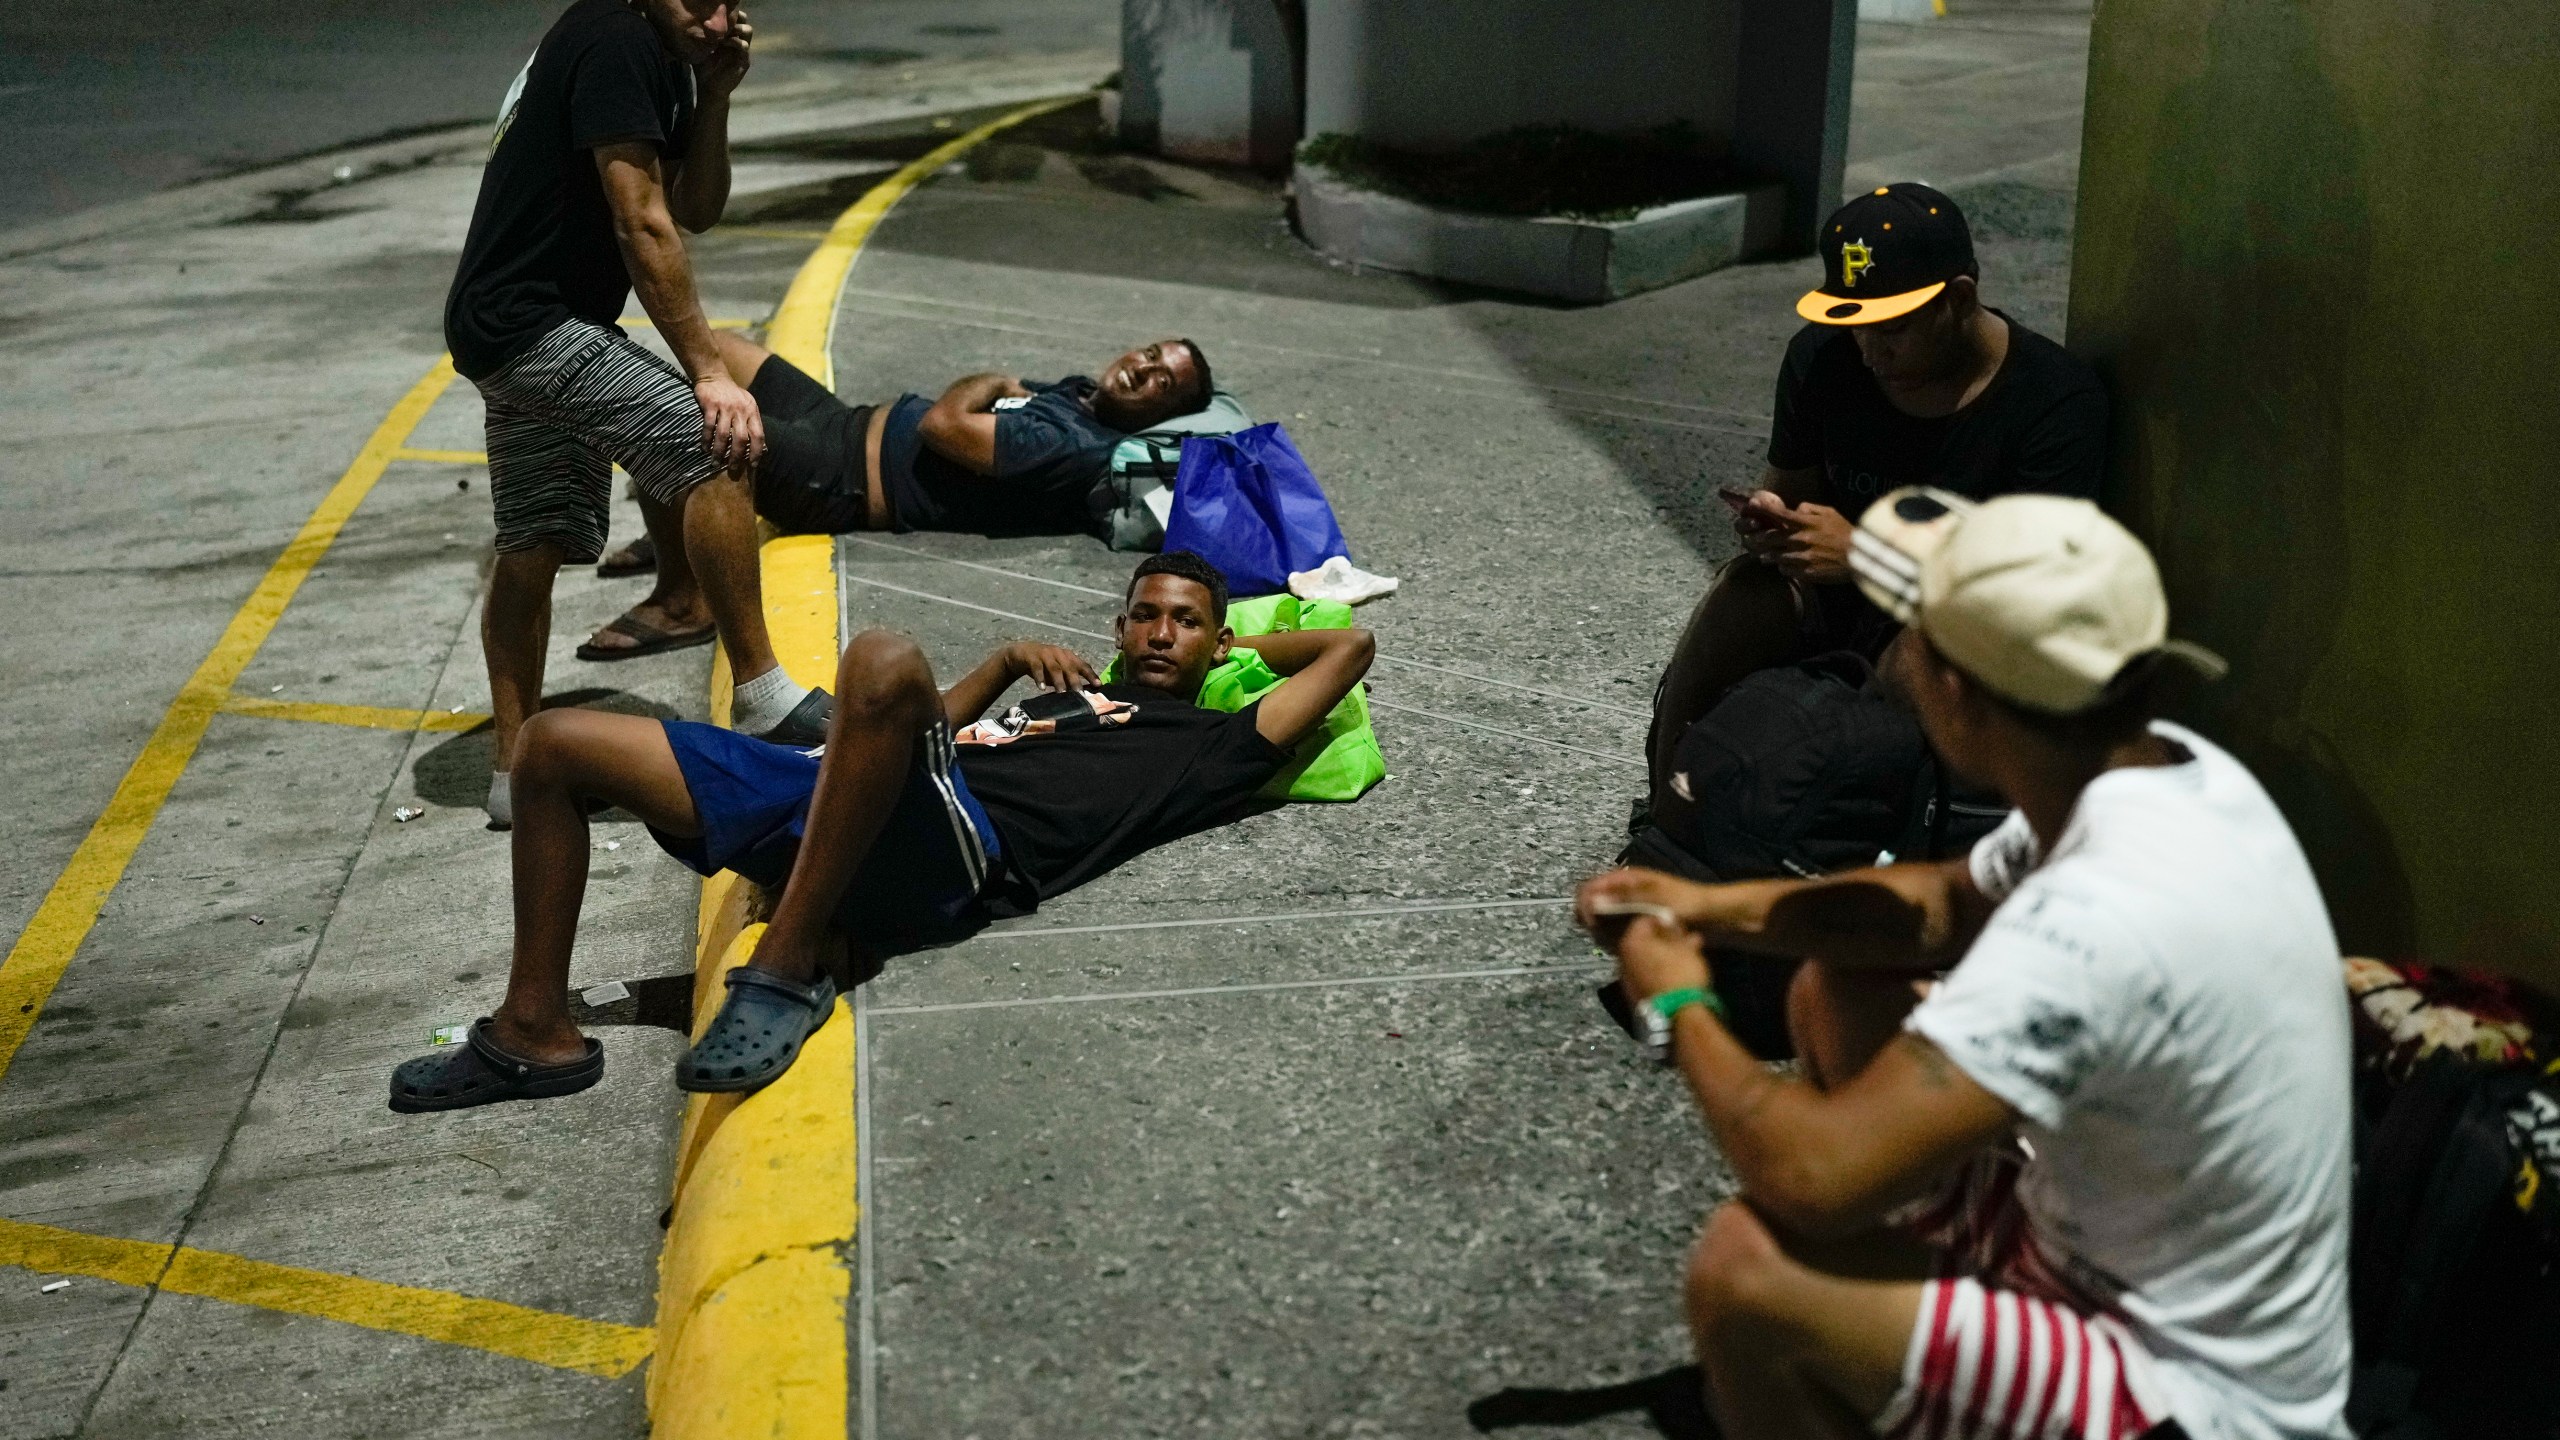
[
  {"left": 646, "top": 92, "right": 1097, "bottom": 1436},
  {"left": 650, "top": 925, "right": 858, "bottom": 1419},
  {"left": 651, "top": 1249, "right": 852, "bottom": 1439}
]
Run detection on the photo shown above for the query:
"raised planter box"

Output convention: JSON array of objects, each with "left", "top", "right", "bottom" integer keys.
[{"left": 1292, "top": 161, "right": 1788, "bottom": 303}]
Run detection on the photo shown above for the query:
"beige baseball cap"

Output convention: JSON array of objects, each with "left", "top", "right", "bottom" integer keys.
[{"left": 1847, "top": 487, "right": 2228, "bottom": 714}]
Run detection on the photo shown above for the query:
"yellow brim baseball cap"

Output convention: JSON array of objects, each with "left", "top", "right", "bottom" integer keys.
[
  {"left": 1798, "top": 183, "right": 1974, "bottom": 326},
  {"left": 1796, "top": 280, "right": 1945, "bottom": 327}
]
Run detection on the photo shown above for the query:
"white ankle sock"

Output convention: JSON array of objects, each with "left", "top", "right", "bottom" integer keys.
[
  {"left": 732, "top": 665, "right": 811, "bottom": 733},
  {"left": 486, "top": 771, "right": 513, "bottom": 827}
]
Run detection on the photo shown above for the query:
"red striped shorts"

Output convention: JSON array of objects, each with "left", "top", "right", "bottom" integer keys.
[{"left": 1875, "top": 1153, "right": 2170, "bottom": 1440}]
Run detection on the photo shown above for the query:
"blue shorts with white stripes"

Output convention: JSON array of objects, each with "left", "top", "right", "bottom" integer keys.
[{"left": 646, "top": 719, "right": 1001, "bottom": 940}]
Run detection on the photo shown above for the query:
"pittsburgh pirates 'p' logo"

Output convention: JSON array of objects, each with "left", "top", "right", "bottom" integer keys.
[{"left": 1840, "top": 240, "right": 1875, "bottom": 289}]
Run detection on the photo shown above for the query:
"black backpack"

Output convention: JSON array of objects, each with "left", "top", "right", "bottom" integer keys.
[
  {"left": 2348, "top": 1053, "right": 2560, "bottom": 1438},
  {"left": 1623, "top": 651, "right": 2006, "bottom": 1059}
]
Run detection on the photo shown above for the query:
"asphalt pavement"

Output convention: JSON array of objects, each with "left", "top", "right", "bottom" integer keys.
[
  {"left": 0, "top": 0, "right": 1121, "bottom": 233},
  {"left": 0, "top": 3, "right": 2091, "bottom": 1434}
]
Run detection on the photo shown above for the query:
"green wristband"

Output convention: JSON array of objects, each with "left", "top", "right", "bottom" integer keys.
[{"left": 1652, "top": 985, "right": 1726, "bottom": 1023}]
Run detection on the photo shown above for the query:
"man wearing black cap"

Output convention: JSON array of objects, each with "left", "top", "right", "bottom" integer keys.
[{"left": 1646, "top": 184, "right": 2108, "bottom": 784}]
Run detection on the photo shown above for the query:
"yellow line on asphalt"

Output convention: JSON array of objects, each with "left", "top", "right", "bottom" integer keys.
[
  {"left": 0, "top": 1217, "right": 653, "bottom": 1378},
  {"left": 765, "top": 92, "right": 1085, "bottom": 390},
  {"left": 219, "top": 695, "right": 489, "bottom": 733},
  {"left": 390, "top": 447, "right": 488, "bottom": 464},
  {"left": 0, "top": 358, "right": 457, "bottom": 1085}
]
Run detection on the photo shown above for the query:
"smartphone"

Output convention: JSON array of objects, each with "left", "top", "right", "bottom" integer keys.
[
  {"left": 1716, "top": 485, "right": 1756, "bottom": 513},
  {"left": 1595, "top": 980, "right": 1642, "bottom": 1041},
  {"left": 1589, "top": 897, "right": 1682, "bottom": 927}
]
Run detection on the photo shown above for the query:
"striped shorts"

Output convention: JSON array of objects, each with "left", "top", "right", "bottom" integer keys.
[
  {"left": 1875, "top": 1153, "right": 2171, "bottom": 1440},
  {"left": 472, "top": 319, "right": 723, "bottom": 563}
]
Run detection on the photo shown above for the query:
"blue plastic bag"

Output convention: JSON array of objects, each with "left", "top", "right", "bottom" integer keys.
[{"left": 1161, "top": 423, "right": 1348, "bottom": 596}]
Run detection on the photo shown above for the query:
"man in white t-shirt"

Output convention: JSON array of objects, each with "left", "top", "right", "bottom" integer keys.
[{"left": 1578, "top": 488, "right": 2352, "bottom": 1440}]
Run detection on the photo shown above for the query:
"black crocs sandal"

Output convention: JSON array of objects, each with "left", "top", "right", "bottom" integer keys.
[
  {"left": 675, "top": 967, "right": 839, "bottom": 1093},
  {"left": 389, "top": 1018, "right": 603, "bottom": 1113},
  {"left": 752, "top": 687, "right": 835, "bottom": 747}
]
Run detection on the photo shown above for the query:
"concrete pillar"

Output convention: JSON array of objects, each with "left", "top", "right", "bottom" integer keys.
[
  {"left": 1302, "top": 0, "right": 1742, "bottom": 151},
  {"left": 1117, "top": 0, "right": 1301, "bottom": 169},
  {"left": 2067, "top": 0, "right": 2560, "bottom": 983},
  {"left": 1860, "top": 0, "right": 1939, "bottom": 20},
  {"left": 1297, "top": 0, "right": 1846, "bottom": 254},
  {"left": 1730, "top": 0, "right": 1858, "bottom": 252}
]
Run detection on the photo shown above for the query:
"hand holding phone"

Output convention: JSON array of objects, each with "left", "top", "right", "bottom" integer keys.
[{"left": 1589, "top": 896, "right": 1682, "bottom": 927}]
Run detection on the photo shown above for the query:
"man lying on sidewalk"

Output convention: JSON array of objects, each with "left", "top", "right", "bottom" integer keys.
[
  {"left": 389, "top": 551, "right": 1373, "bottom": 1110},
  {"left": 1578, "top": 490, "right": 2351, "bottom": 1440},
  {"left": 591, "top": 328, "right": 1215, "bottom": 582}
]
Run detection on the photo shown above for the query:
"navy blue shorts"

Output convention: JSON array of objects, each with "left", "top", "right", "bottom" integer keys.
[{"left": 647, "top": 719, "right": 1001, "bottom": 938}]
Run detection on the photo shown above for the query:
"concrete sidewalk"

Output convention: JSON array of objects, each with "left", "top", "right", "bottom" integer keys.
[{"left": 822, "top": 14, "right": 2088, "bottom": 1433}]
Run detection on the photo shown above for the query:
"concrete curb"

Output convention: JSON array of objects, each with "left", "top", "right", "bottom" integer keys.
[
  {"left": 642, "top": 96, "right": 1093, "bottom": 1437},
  {"left": 1292, "top": 161, "right": 1788, "bottom": 303},
  {"left": 648, "top": 540, "right": 848, "bottom": 1440}
]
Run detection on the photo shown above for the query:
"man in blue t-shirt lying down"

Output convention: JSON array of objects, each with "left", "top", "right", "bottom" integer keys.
[
  {"left": 1578, "top": 491, "right": 2352, "bottom": 1440},
  {"left": 390, "top": 551, "right": 1373, "bottom": 1110},
  {"left": 589, "top": 327, "right": 1213, "bottom": 596}
]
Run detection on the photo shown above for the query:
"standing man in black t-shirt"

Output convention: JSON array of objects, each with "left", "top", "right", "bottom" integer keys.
[
  {"left": 1646, "top": 184, "right": 2108, "bottom": 784},
  {"left": 444, "top": 0, "right": 828, "bottom": 831},
  {"left": 387, "top": 552, "right": 1378, "bottom": 1110}
]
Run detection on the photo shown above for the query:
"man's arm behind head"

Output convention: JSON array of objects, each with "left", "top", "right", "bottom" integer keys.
[{"left": 1231, "top": 628, "right": 1376, "bottom": 749}]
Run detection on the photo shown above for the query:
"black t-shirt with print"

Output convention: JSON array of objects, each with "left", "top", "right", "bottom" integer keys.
[
  {"left": 877, "top": 377, "right": 1127, "bottom": 534},
  {"left": 1766, "top": 313, "right": 2108, "bottom": 650},
  {"left": 954, "top": 682, "right": 1288, "bottom": 908},
  {"left": 443, "top": 0, "right": 695, "bottom": 380}
]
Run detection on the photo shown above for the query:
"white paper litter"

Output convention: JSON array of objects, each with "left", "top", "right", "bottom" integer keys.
[
  {"left": 40, "top": 1280, "right": 69, "bottom": 1294},
  {"left": 393, "top": 806, "right": 424, "bottom": 822},
  {"left": 582, "top": 980, "right": 631, "bottom": 1006},
  {"left": 1288, "top": 555, "right": 1399, "bottom": 605}
]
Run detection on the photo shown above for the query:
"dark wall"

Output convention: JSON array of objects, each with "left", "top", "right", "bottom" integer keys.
[{"left": 2068, "top": 0, "right": 2560, "bottom": 980}]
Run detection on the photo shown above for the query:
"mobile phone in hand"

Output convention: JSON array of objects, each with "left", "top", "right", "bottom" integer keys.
[
  {"left": 1595, "top": 980, "right": 1642, "bottom": 1041},
  {"left": 1717, "top": 485, "right": 1756, "bottom": 513}
]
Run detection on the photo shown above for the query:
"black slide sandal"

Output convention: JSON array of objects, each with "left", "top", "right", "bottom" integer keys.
[
  {"left": 675, "top": 967, "right": 838, "bottom": 1094},
  {"left": 596, "top": 535, "right": 657, "bottom": 578},
  {"left": 575, "top": 612, "right": 716, "bottom": 663},
  {"left": 389, "top": 1018, "right": 603, "bottom": 1113}
]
